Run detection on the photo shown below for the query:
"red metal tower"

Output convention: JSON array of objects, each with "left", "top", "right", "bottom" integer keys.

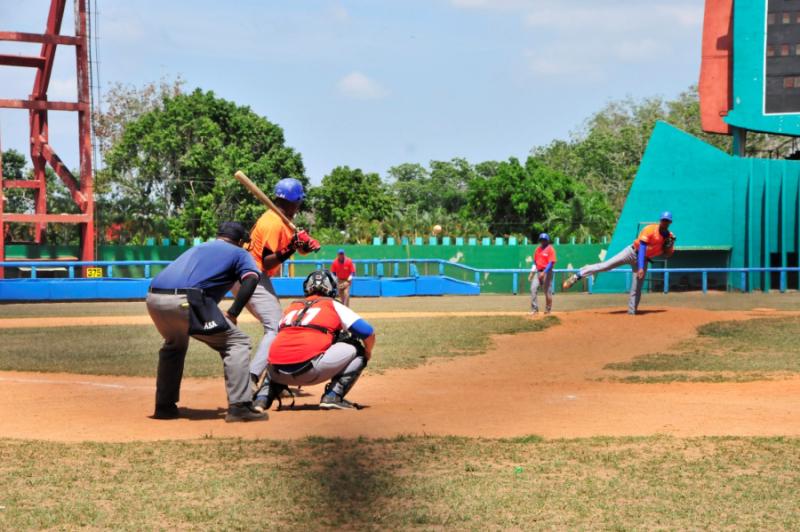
[{"left": 0, "top": 0, "right": 95, "bottom": 277}]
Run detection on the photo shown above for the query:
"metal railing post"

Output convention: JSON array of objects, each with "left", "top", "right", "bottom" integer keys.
[
  {"left": 780, "top": 270, "right": 787, "bottom": 293},
  {"left": 512, "top": 272, "right": 518, "bottom": 294},
  {"left": 587, "top": 275, "right": 593, "bottom": 294},
  {"left": 663, "top": 271, "right": 669, "bottom": 294},
  {"left": 702, "top": 271, "right": 708, "bottom": 294}
]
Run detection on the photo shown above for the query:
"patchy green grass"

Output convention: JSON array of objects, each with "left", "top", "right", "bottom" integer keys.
[
  {"left": 0, "top": 316, "right": 556, "bottom": 377},
  {"left": 1, "top": 435, "right": 799, "bottom": 530},
  {"left": 3, "top": 291, "right": 800, "bottom": 319},
  {"left": 605, "top": 317, "right": 800, "bottom": 383}
]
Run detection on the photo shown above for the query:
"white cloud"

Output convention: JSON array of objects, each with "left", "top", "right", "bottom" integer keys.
[
  {"left": 337, "top": 71, "right": 389, "bottom": 100},
  {"left": 330, "top": 3, "right": 350, "bottom": 22}
]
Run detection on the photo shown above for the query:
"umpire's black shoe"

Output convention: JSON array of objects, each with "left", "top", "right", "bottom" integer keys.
[
  {"left": 225, "top": 402, "right": 269, "bottom": 422},
  {"left": 152, "top": 403, "right": 180, "bottom": 420}
]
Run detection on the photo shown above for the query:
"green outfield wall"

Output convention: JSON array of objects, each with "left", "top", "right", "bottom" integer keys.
[{"left": 2, "top": 241, "right": 607, "bottom": 294}]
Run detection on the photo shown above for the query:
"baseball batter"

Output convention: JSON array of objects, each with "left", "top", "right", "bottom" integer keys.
[
  {"left": 528, "top": 232, "right": 557, "bottom": 315},
  {"left": 562, "top": 211, "right": 676, "bottom": 315},
  {"left": 254, "top": 270, "right": 376, "bottom": 411},
  {"left": 146, "top": 222, "right": 266, "bottom": 422},
  {"left": 232, "top": 178, "right": 321, "bottom": 392},
  {"left": 330, "top": 248, "right": 356, "bottom": 306}
]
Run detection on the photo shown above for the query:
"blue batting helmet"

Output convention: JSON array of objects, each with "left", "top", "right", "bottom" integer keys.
[
  {"left": 274, "top": 178, "right": 305, "bottom": 202},
  {"left": 538, "top": 232, "right": 550, "bottom": 241},
  {"left": 660, "top": 211, "right": 673, "bottom": 222}
]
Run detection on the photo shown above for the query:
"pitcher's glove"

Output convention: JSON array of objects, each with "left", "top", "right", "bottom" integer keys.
[
  {"left": 664, "top": 234, "right": 676, "bottom": 249},
  {"left": 293, "top": 230, "right": 321, "bottom": 253}
]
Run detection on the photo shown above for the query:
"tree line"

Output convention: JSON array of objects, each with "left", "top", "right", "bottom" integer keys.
[{"left": 1, "top": 80, "right": 769, "bottom": 245}]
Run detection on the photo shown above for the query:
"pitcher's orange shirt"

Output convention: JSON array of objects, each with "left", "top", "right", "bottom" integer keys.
[
  {"left": 248, "top": 210, "right": 294, "bottom": 277},
  {"left": 633, "top": 224, "right": 674, "bottom": 259}
]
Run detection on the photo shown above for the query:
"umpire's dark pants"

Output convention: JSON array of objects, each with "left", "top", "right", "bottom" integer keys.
[{"left": 146, "top": 292, "right": 252, "bottom": 407}]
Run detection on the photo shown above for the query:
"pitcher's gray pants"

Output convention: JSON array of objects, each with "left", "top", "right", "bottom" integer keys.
[
  {"left": 530, "top": 271, "right": 554, "bottom": 313},
  {"left": 268, "top": 343, "right": 365, "bottom": 397},
  {"left": 578, "top": 245, "right": 646, "bottom": 314},
  {"left": 232, "top": 276, "right": 282, "bottom": 377},
  {"left": 146, "top": 292, "right": 253, "bottom": 407}
]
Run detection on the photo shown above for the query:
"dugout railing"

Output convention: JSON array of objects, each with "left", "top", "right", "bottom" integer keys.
[{"left": 1, "top": 259, "right": 799, "bottom": 294}]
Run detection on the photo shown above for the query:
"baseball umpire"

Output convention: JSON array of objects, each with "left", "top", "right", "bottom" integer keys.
[
  {"left": 232, "top": 178, "right": 321, "bottom": 395},
  {"left": 253, "top": 270, "right": 376, "bottom": 411},
  {"left": 528, "top": 232, "right": 557, "bottom": 315},
  {"left": 562, "top": 211, "right": 676, "bottom": 314},
  {"left": 146, "top": 222, "right": 267, "bottom": 422}
]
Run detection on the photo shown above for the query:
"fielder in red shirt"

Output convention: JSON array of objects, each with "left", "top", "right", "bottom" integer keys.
[
  {"left": 528, "top": 233, "right": 557, "bottom": 315},
  {"left": 254, "top": 270, "right": 376, "bottom": 411},
  {"left": 330, "top": 248, "right": 356, "bottom": 306}
]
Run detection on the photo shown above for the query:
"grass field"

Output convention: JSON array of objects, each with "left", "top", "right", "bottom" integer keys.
[
  {"left": 2, "top": 291, "right": 800, "bottom": 318},
  {"left": 605, "top": 316, "right": 800, "bottom": 383},
  {"left": 0, "top": 316, "right": 556, "bottom": 376},
  {"left": 1, "top": 435, "right": 799, "bottom": 530}
]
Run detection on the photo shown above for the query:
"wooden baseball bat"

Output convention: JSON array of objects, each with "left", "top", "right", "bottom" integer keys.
[{"left": 234, "top": 170, "right": 297, "bottom": 231}]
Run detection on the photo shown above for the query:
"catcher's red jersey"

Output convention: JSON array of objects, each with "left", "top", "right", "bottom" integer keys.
[{"left": 269, "top": 295, "right": 361, "bottom": 365}]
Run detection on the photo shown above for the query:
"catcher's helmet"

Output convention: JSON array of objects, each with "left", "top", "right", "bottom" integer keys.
[
  {"left": 303, "top": 270, "right": 338, "bottom": 298},
  {"left": 217, "top": 222, "right": 251, "bottom": 244},
  {"left": 274, "top": 178, "right": 305, "bottom": 202}
]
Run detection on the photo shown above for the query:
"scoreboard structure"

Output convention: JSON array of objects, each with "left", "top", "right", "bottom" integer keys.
[{"left": 700, "top": 0, "right": 800, "bottom": 138}]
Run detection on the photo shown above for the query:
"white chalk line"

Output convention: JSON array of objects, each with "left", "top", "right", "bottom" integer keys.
[{"left": 0, "top": 376, "right": 152, "bottom": 390}]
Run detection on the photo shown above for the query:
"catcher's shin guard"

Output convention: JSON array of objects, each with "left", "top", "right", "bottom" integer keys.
[{"left": 327, "top": 355, "right": 367, "bottom": 399}]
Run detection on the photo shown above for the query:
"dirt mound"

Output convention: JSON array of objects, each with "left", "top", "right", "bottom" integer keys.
[{"left": 2, "top": 307, "right": 799, "bottom": 442}]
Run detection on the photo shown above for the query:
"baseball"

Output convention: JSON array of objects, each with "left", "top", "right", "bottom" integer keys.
[{"left": 433, "top": 224, "right": 442, "bottom": 235}]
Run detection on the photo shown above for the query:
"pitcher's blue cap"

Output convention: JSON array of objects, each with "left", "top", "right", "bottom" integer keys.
[
  {"left": 660, "top": 211, "right": 673, "bottom": 222},
  {"left": 337, "top": 248, "right": 345, "bottom": 254}
]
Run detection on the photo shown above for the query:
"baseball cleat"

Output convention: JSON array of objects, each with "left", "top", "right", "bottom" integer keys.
[
  {"left": 562, "top": 274, "right": 580, "bottom": 290},
  {"left": 152, "top": 403, "right": 180, "bottom": 420},
  {"left": 319, "top": 393, "right": 359, "bottom": 410},
  {"left": 225, "top": 402, "right": 269, "bottom": 422}
]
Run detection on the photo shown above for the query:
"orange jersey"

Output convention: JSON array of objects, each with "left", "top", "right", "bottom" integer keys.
[
  {"left": 533, "top": 244, "right": 557, "bottom": 271},
  {"left": 247, "top": 210, "right": 294, "bottom": 276},
  {"left": 633, "top": 224, "right": 675, "bottom": 259},
  {"left": 269, "top": 296, "right": 362, "bottom": 365}
]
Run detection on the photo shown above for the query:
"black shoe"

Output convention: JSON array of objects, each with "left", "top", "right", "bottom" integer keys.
[
  {"left": 319, "top": 392, "right": 359, "bottom": 410},
  {"left": 225, "top": 402, "right": 269, "bottom": 422},
  {"left": 153, "top": 403, "right": 180, "bottom": 420}
]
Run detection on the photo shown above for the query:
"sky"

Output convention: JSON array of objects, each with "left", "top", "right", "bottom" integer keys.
[{"left": 0, "top": 0, "right": 705, "bottom": 183}]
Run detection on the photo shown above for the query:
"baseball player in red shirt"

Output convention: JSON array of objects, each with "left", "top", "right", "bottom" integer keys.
[
  {"left": 330, "top": 248, "right": 356, "bottom": 306},
  {"left": 253, "top": 270, "right": 376, "bottom": 411},
  {"left": 528, "top": 233, "right": 557, "bottom": 315}
]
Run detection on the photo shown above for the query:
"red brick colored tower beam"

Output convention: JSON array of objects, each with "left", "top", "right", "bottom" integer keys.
[{"left": 0, "top": 0, "right": 95, "bottom": 278}]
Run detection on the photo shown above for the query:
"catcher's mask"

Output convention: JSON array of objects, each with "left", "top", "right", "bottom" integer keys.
[{"left": 303, "top": 270, "right": 338, "bottom": 298}]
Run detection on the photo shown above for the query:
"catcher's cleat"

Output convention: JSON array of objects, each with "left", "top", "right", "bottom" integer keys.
[
  {"left": 562, "top": 273, "right": 580, "bottom": 290},
  {"left": 319, "top": 392, "right": 359, "bottom": 410},
  {"left": 252, "top": 396, "right": 269, "bottom": 413},
  {"left": 152, "top": 403, "right": 180, "bottom": 420},
  {"left": 225, "top": 402, "right": 268, "bottom": 422}
]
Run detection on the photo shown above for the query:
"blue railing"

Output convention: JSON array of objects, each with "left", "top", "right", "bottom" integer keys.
[{"left": 1, "top": 259, "right": 799, "bottom": 294}]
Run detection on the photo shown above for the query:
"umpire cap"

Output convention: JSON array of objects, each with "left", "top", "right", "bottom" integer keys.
[{"left": 217, "top": 222, "right": 251, "bottom": 244}]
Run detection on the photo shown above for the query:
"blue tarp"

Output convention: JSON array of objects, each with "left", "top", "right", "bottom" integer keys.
[{"left": 0, "top": 276, "right": 479, "bottom": 301}]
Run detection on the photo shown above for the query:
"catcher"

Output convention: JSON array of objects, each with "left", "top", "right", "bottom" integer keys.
[
  {"left": 562, "top": 211, "right": 676, "bottom": 315},
  {"left": 253, "top": 270, "right": 376, "bottom": 411}
]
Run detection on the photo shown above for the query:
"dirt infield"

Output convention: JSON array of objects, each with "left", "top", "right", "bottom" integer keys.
[{"left": 1, "top": 307, "right": 799, "bottom": 442}]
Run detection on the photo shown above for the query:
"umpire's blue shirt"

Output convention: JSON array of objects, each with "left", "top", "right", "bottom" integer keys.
[{"left": 151, "top": 239, "right": 260, "bottom": 302}]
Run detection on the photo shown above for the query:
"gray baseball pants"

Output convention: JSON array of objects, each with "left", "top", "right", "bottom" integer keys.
[
  {"left": 530, "top": 271, "right": 554, "bottom": 313},
  {"left": 232, "top": 276, "right": 283, "bottom": 377},
  {"left": 578, "top": 245, "right": 646, "bottom": 314},
  {"left": 268, "top": 342, "right": 364, "bottom": 396},
  {"left": 145, "top": 292, "right": 253, "bottom": 406}
]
